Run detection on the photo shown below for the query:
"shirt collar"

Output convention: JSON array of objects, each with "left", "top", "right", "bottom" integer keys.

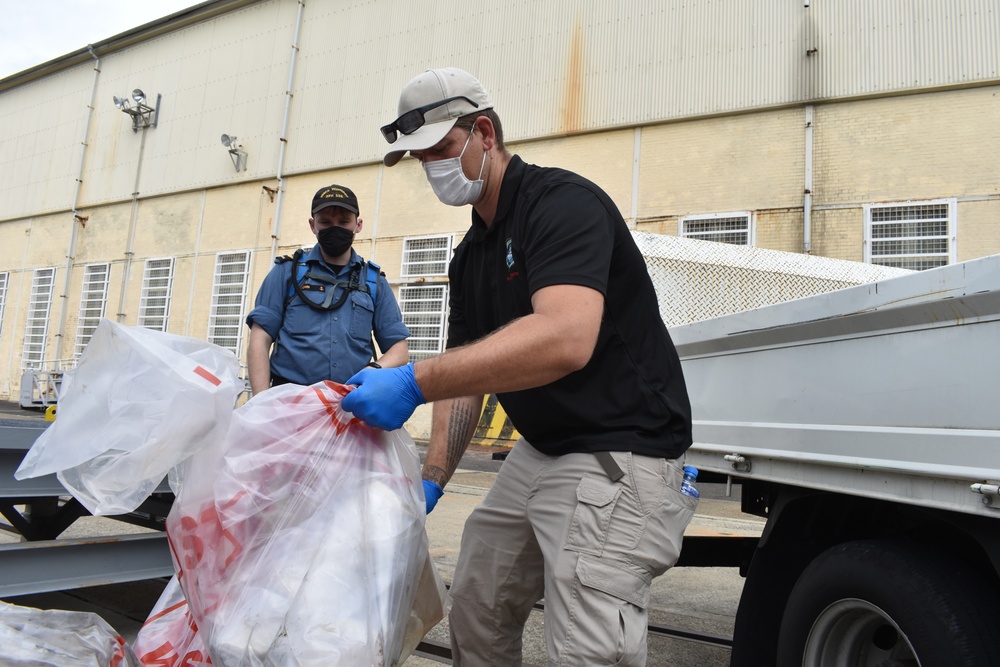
[
  {"left": 303, "top": 245, "right": 361, "bottom": 274},
  {"left": 471, "top": 154, "right": 525, "bottom": 239}
]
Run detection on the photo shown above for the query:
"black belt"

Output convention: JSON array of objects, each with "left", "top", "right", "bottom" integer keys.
[{"left": 595, "top": 451, "right": 624, "bottom": 482}]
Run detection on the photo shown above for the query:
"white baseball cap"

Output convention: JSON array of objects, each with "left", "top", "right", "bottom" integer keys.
[{"left": 381, "top": 67, "right": 494, "bottom": 167}]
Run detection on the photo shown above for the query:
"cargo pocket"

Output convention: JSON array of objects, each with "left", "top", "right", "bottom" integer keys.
[
  {"left": 562, "top": 555, "right": 651, "bottom": 666},
  {"left": 576, "top": 554, "right": 652, "bottom": 609},
  {"left": 565, "top": 474, "right": 623, "bottom": 557}
]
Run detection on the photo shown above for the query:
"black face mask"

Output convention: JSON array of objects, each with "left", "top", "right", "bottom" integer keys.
[{"left": 317, "top": 225, "right": 355, "bottom": 258}]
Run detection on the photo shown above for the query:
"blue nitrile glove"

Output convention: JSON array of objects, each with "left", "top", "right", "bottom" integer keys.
[
  {"left": 342, "top": 363, "right": 426, "bottom": 431},
  {"left": 423, "top": 479, "right": 444, "bottom": 514}
]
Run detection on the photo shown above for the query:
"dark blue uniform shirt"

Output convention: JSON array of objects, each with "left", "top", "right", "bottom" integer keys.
[{"left": 246, "top": 246, "right": 409, "bottom": 385}]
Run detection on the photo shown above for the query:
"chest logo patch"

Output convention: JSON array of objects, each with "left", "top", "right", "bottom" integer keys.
[{"left": 505, "top": 238, "right": 520, "bottom": 281}]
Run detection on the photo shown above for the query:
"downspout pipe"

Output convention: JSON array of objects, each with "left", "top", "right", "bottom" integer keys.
[
  {"left": 54, "top": 45, "right": 101, "bottom": 361},
  {"left": 269, "top": 0, "right": 305, "bottom": 261},
  {"left": 116, "top": 115, "right": 149, "bottom": 322},
  {"left": 369, "top": 165, "right": 384, "bottom": 261},
  {"left": 803, "top": 104, "right": 814, "bottom": 254}
]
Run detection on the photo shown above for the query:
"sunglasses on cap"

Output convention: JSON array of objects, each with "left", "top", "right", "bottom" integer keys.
[{"left": 380, "top": 95, "right": 480, "bottom": 144}]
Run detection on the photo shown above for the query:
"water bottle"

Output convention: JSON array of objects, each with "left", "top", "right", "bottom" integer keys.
[{"left": 681, "top": 465, "right": 700, "bottom": 498}]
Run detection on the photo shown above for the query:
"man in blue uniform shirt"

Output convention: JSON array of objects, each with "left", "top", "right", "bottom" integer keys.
[{"left": 246, "top": 184, "right": 409, "bottom": 394}]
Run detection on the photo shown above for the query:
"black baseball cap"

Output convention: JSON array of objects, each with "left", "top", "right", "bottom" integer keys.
[{"left": 311, "top": 185, "right": 359, "bottom": 215}]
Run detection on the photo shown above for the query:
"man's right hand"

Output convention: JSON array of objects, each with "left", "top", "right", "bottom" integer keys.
[{"left": 342, "top": 363, "right": 426, "bottom": 431}]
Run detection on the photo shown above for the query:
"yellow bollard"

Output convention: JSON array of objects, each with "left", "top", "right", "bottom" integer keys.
[{"left": 44, "top": 404, "right": 57, "bottom": 422}]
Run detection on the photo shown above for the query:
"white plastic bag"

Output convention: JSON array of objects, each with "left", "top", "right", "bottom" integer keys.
[
  {"left": 0, "top": 599, "right": 138, "bottom": 666},
  {"left": 15, "top": 319, "right": 243, "bottom": 515},
  {"left": 149, "top": 381, "right": 446, "bottom": 666}
]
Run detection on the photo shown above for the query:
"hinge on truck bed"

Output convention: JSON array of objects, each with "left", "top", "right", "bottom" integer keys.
[
  {"left": 970, "top": 482, "right": 1000, "bottom": 507},
  {"left": 724, "top": 453, "right": 751, "bottom": 473}
]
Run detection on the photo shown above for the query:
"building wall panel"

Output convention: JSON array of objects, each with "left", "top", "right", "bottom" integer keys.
[
  {"left": 960, "top": 199, "right": 1000, "bottom": 261},
  {"left": 810, "top": 208, "right": 864, "bottom": 263},
  {"left": 813, "top": 87, "right": 1000, "bottom": 205},
  {"left": 73, "top": 204, "right": 132, "bottom": 267},
  {"left": 637, "top": 108, "right": 805, "bottom": 219},
  {"left": 0, "top": 0, "right": 998, "bottom": 399},
  {"left": 69, "top": 1, "right": 294, "bottom": 207},
  {"left": 3, "top": 0, "right": 998, "bottom": 223},
  {"left": 128, "top": 193, "right": 207, "bottom": 260},
  {"left": 0, "top": 68, "right": 93, "bottom": 218},
  {"left": 378, "top": 160, "right": 471, "bottom": 240},
  {"left": 812, "top": 1, "right": 1000, "bottom": 97}
]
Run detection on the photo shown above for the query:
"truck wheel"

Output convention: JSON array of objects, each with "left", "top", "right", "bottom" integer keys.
[{"left": 776, "top": 539, "right": 1000, "bottom": 666}]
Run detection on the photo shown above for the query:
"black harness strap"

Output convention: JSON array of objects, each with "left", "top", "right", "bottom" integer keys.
[{"left": 290, "top": 250, "right": 368, "bottom": 312}]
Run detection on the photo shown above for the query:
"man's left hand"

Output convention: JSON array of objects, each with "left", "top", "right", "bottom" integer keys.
[{"left": 343, "top": 363, "right": 426, "bottom": 430}]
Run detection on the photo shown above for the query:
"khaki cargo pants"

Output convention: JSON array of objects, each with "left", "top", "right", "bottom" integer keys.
[{"left": 449, "top": 439, "right": 697, "bottom": 666}]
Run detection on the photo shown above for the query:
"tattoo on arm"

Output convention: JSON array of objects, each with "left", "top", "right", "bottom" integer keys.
[
  {"left": 424, "top": 465, "right": 449, "bottom": 488},
  {"left": 423, "top": 398, "right": 479, "bottom": 489},
  {"left": 447, "top": 400, "right": 477, "bottom": 474}
]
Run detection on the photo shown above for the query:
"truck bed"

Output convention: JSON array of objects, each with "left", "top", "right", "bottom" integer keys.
[{"left": 671, "top": 253, "right": 1000, "bottom": 518}]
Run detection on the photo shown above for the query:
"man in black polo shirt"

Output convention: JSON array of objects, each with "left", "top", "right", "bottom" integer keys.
[{"left": 343, "top": 67, "right": 695, "bottom": 666}]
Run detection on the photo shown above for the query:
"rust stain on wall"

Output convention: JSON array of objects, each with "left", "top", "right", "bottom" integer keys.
[{"left": 563, "top": 18, "right": 585, "bottom": 133}]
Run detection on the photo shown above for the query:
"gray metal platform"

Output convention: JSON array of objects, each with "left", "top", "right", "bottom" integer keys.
[
  {"left": 0, "top": 419, "right": 173, "bottom": 597},
  {"left": 0, "top": 533, "right": 172, "bottom": 597}
]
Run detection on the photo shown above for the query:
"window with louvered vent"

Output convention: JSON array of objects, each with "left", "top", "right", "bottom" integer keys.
[
  {"left": 681, "top": 212, "right": 753, "bottom": 246},
  {"left": 138, "top": 257, "right": 175, "bottom": 332},
  {"left": 865, "top": 200, "right": 956, "bottom": 270},
  {"left": 208, "top": 251, "right": 251, "bottom": 356},
  {"left": 399, "top": 236, "right": 453, "bottom": 362},
  {"left": 74, "top": 263, "right": 110, "bottom": 357}
]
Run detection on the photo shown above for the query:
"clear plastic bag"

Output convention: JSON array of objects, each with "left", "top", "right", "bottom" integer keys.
[
  {"left": 0, "top": 599, "right": 138, "bottom": 666},
  {"left": 132, "top": 576, "right": 211, "bottom": 667},
  {"left": 15, "top": 319, "right": 243, "bottom": 515},
  {"left": 149, "top": 381, "right": 446, "bottom": 666}
]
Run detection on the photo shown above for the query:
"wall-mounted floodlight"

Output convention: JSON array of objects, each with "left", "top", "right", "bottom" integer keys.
[
  {"left": 221, "top": 134, "right": 248, "bottom": 172},
  {"left": 113, "top": 88, "right": 161, "bottom": 133}
]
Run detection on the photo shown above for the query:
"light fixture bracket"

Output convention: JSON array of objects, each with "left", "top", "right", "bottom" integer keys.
[
  {"left": 228, "top": 147, "right": 248, "bottom": 172},
  {"left": 114, "top": 92, "right": 161, "bottom": 133},
  {"left": 221, "top": 134, "right": 247, "bottom": 171}
]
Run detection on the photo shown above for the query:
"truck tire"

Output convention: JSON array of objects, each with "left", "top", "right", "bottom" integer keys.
[{"left": 776, "top": 539, "right": 1000, "bottom": 666}]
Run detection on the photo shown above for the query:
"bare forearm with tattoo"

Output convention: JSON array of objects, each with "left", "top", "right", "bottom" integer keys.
[{"left": 423, "top": 395, "right": 483, "bottom": 489}]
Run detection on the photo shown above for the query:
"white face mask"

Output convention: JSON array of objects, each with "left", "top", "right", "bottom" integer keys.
[{"left": 423, "top": 129, "right": 487, "bottom": 207}]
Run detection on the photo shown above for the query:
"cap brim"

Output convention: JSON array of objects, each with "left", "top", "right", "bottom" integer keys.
[
  {"left": 312, "top": 201, "right": 358, "bottom": 215},
  {"left": 383, "top": 118, "right": 458, "bottom": 167}
]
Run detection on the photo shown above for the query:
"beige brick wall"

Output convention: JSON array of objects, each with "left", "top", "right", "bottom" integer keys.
[
  {"left": 756, "top": 208, "right": 805, "bottom": 253},
  {"left": 813, "top": 87, "right": 1000, "bottom": 204},
  {"left": 958, "top": 199, "right": 1000, "bottom": 261},
  {"left": 638, "top": 108, "right": 805, "bottom": 217},
  {"left": 513, "top": 130, "right": 637, "bottom": 220},
  {"left": 378, "top": 160, "right": 470, "bottom": 241},
  {"left": 810, "top": 208, "right": 865, "bottom": 262}
]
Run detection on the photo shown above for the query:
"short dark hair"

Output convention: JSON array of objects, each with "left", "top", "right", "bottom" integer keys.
[{"left": 455, "top": 109, "right": 507, "bottom": 152}]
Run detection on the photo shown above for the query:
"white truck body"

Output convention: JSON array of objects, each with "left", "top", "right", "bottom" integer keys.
[
  {"left": 673, "top": 253, "right": 1000, "bottom": 520},
  {"left": 635, "top": 232, "right": 1000, "bottom": 666}
]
